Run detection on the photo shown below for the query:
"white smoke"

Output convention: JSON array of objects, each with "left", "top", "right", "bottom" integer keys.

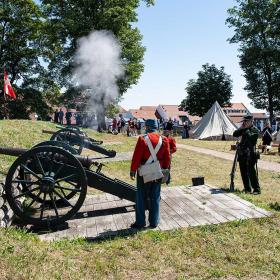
[{"left": 73, "top": 30, "right": 124, "bottom": 115}]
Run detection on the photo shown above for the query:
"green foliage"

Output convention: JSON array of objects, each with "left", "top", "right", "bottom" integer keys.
[
  {"left": 0, "top": 0, "right": 58, "bottom": 119},
  {"left": 106, "top": 103, "right": 120, "bottom": 118},
  {"left": 41, "top": 0, "right": 153, "bottom": 95},
  {"left": 226, "top": 0, "right": 280, "bottom": 122},
  {"left": 0, "top": 0, "right": 154, "bottom": 119},
  {"left": 180, "top": 64, "right": 233, "bottom": 117}
]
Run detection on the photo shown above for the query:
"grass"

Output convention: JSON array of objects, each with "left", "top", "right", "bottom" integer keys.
[
  {"left": 176, "top": 137, "right": 280, "bottom": 164},
  {"left": 0, "top": 120, "right": 280, "bottom": 279}
]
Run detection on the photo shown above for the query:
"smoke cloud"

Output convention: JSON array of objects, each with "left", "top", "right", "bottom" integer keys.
[{"left": 73, "top": 30, "right": 124, "bottom": 116}]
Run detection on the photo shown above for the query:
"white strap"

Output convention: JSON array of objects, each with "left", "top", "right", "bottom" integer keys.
[{"left": 144, "top": 135, "right": 162, "bottom": 164}]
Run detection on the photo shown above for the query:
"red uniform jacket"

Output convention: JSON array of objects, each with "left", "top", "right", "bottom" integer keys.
[
  {"left": 166, "top": 136, "right": 177, "bottom": 154},
  {"left": 130, "top": 133, "right": 171, "bottom": 173}
]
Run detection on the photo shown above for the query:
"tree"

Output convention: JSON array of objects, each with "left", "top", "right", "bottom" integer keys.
[
  {"left": 226, "top": 0, "right": 280, "bottom": 124},
  {"left": 180, "top": 64, "right": 233, "bottom": 117},
  {"left": 0, "top": 0, "right": 56, "bottom": 119},
  {"left": 41, "top": 0, "right": 154, "bottom": 128}
]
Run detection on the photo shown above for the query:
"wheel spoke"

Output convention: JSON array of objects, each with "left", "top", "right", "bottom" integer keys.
[
  {"left": 53, "top": 163, "right": 66, "bottom": 179},
  {"left": 33, "top": 154, "right": 45, "bottom": 176},
  {"left": 53, "top": 189, "right": 74, "bottom": 208},
  {"left": 64, "top": 180, "right": 78, "bottom": 188},
  {"left": 48, "top": 152, "right": 55, "bottom": 174},
  {"left": 49, "top": 192, "right": 59, "bottom": 219},
  {"left": 25, "top": 190, "right": 42, "bottom": 209},
  {"left": 20, "top": 164, "right": 42, "bottom": 180},
  {"left": 12, "top": 179, "right": 39, "bottom": 185},
  {"left": 14, "top": 186, "right": 41, "bottom": 199},
  {"left": 56, "top": 174, "right": 76, "bottom": 183},
  {"left": 40, "top": 192, "right": 47, "bottom": 220},
  {"left": 55, "top": 184, "right": 81, "bottom": 193}
]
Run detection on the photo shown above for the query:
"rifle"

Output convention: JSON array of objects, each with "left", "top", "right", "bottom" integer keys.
[{"left": 229, "top": 146, "right": 239, "bottom": 192}]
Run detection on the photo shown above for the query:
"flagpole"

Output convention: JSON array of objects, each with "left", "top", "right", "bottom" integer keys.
[{"left": 3, "top": 90, "right": 8, "bottom": 119}]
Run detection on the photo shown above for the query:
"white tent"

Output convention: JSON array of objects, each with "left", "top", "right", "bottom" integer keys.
[{"left": 191, "top": 101, "right": 237, "bottom": 140}]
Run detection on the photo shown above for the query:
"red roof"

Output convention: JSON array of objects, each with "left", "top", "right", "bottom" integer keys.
[
  {"left": 139, "top": 106, "right": 157, "bottom": 111},
  {"left": 223, "top": 103, "right": 249, "bottom": 110},
  {"left": 129, "top": 109, "right": 156, "bottom": 119},
  {"left": 158, "top": 105, "right": 188, "bottom": 119}
]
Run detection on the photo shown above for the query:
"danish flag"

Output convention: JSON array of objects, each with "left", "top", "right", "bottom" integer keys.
[{"left": 4, "top": 70, "right": 16, "bottom": 99}]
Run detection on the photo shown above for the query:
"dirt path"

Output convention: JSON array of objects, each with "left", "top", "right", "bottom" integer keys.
[{"left": 177, "top": 144, "right": 280, "bottom": 173}]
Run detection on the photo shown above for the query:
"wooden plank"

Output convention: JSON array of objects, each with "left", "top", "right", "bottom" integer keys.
[
  {"left": 177, "top": 187, "right": 229, "bottom": 224},
  {"left": 107, "top": 198, "right": 128, "bottom": 231},
  {"left": 169, "top": 187, "right": 217, "bottom": 224},
  {"left": 165, "top": 188, "right": 208, "bottom": 226},
  {"left": 164, "top": 187, "right": 211, "bottom": 227},
  {"left": 161, "top": 195, "right": 191, "bottom": 227},
  {"left": 175, "top": 187, "right": 224, "bottom": 224},
  {"left": 160, "top": 202, "right": 181, "bottom": 230},
  {"left": 204, "top": 184, "right": 271, "bottom": 217},
  {"left": 190, "top": 186, "right": 249, "bottom": 220},
  {"left": 198, "top": 185, "right": 264, "bottom": 219},
  {"left": 85, "top": 217, "right": 98, "bottom": 239}
]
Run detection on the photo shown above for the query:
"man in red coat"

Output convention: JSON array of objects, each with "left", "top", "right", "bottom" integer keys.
[
  {"left": 130, "top": 119, "right": 170, "bottom": 229},
  {"left": 162, "top": 130, "right": 177, "bottom": 185}
]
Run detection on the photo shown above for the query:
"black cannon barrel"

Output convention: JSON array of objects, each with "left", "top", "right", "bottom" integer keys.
[
  {"left": 0, "top": 146, "right": 97, "bottom": 168},
  {"left": 0, "top": 146, "right": 28, "bottom": 157},
  {"left": 83, "top": 140, "right": 116, "bottom": 157},
  {"left": 42, "top": 129, "right": 56, "bottom": 135}
]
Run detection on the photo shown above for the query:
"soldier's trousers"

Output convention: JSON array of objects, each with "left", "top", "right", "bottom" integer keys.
[{"left": 238, "top": 157, "right": 260, "bottom": 192}]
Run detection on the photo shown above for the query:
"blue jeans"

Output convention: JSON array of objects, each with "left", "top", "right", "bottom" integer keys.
[{"left": 135, "top": 174, "right": 161, "bottom": 226}]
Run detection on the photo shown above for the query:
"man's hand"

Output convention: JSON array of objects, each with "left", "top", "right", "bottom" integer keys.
[{"left": 130, "top": 171, "right": 136, "bottom": 180}]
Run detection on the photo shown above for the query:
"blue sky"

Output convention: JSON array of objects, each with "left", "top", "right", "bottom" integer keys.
[{"left": 120, "top": 0, "right": 262, "bottom": 112}]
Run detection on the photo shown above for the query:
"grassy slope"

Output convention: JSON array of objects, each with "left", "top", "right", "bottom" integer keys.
[{"left": 0, "top": 120, "right": 280, "bottom": 279}]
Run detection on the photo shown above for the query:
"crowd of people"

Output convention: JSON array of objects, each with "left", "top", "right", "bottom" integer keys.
[
  {"left": 53, "top": 108, "right": 83, "bottom": 126},
  {"left": 109, "top": 116, "right": 191, "bottom": 139}
]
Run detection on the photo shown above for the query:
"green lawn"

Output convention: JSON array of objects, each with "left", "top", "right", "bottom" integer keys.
[
  {"left": 0, "top": 120, "right": 280, "bottom": 279},
  {"left": 176, "top": 137, "right": 280, "bottom": 164}
]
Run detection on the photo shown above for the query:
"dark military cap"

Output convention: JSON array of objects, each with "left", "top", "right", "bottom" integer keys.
[{"left": 242, "top": 115, "right": 253, "bottom": 121}]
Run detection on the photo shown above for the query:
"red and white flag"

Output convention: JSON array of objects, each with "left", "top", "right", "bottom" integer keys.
[{"left": 4, "top": 70, "right": 16, "bottom": 99}]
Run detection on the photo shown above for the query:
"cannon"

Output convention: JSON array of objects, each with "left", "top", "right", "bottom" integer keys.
[
  {"left": 42, "top": 127, "right": 115, "bottom": 157},
  {"left": 0, "top": 143, "right": 136, "bottom": 228}
]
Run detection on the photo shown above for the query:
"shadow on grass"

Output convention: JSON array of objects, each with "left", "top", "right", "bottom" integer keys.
[{"left": 269, "top": 202, "right": 280, "bottom": 212}]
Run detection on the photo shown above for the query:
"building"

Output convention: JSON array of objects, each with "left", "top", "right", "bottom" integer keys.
[
  {"left": 128, "top": 104, "right": 200, "bottom": 125},
  {"left": 222, "top": 103, "right": 250, "bottom": 124},
  {"left": 129, "top": 106, "right": 157, "bottom": 120}
]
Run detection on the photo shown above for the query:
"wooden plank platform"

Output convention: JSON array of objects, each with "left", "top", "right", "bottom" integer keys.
[{"left": 37, "top": 185, "right": 271, "bottom": 241}]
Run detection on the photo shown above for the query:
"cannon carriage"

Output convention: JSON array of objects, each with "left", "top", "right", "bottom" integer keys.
[{"left": 0, "top": 141, "right": 136, "bottom": 228}]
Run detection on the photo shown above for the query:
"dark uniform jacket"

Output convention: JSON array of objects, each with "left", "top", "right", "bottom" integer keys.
[{"left": 233, "top": 126, "right": 259, "bottom": 157}]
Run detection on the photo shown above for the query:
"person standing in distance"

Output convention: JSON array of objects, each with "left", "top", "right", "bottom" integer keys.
[
  {"left": 58, "top": 108, "right": 64, "bottom": 125},
  {"left": 130, "top": 119, "right": 170, "bottom": 229},
  {"left": 233, "top": 115, "right": 261, "bottom": 195}
]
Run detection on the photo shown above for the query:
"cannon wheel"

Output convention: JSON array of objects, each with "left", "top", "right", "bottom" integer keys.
[
  {"left": 18, "top": 141, "right": 80, "bottom": 203},
  {"left": 50, "top": 128, "right": 84, "bottom": 154},
  {"left": 5, "top": 146, "right": 87, "bottom": 227}
]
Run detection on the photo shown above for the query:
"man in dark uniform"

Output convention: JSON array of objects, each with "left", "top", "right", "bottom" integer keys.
[
  {"left": 233, "top": 115, "right": 261, "bottom": 195},
  {"left": 65, "top": 109, "right": 72, "bottom": 126}
]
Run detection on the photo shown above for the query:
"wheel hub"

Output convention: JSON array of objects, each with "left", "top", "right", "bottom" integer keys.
[{"left": 40, "top": 176, "right": 55, "bottom": 193}]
